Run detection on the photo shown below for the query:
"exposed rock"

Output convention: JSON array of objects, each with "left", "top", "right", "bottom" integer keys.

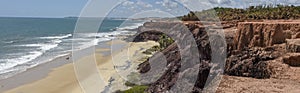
[
  {"left": 284, "top": 30, "right": 293, "bottom": 39},
  {"left": 221, "top": 20, "right": 239, "bottom": 29},
  {"left": 132, "top": 20, "right": 300, "bottom": 93},
  {"left": 294, "top": 32, "right": 300, "bottom": 38},
  {"left": 223, "top": 27, "right": 237, "bottom": 56},
  {"left": 286, "top": 39, "right": 300, "bottom": 53},
  {"left": 225, "top": 47, "right": 280, "bottom": 79},
  {"left": 283, "top": 53, "right": 300, "bottom": 66},
  {"left": 234, "top": 22, "right": 300, "bottom": 50},
  {"left": 134, "top": 22, "right": 226, "bottom": 93},
  {"left": 132, "top": 31, "right": 164, "bottom": 42}
]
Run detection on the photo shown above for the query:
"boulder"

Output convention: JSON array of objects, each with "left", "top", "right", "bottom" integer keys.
[
  {"left": 286, "top": 39, "right": 300, "bottom": 53},
  {"left": 293, "top": 32, "right": 300, "bottom": 39},
  {"left": 284, "top": 30, "right": 293, "bottom": 39},
  {"left": 283, "top": 53, "right": 300, "bottom": 66},
  {"left": 225, "top": 47, "right": 279, "bottom": 79},
  {"left": 132, "top": 31, "right": 164, "bottom": 42}
]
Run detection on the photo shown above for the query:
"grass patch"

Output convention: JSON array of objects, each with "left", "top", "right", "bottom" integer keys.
[
  {"left": 124, "top": 81, "right": 136, "bottom": 87},
  {"left": 142, "top": 45, "right": 160, "bottom": 55},
  {"left": 115, "top": 85, "right": 148, "bottom": 93}
]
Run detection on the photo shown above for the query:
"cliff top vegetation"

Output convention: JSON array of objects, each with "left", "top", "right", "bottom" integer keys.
[{"left": 180, "top": 5, "right": 300, "bottom": 21}]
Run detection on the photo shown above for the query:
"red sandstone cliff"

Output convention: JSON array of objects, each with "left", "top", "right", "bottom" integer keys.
[
  {"left": 130, "top": 20, "right": 300, "bottom": 93},
  {"left": 219, "top": 20, "right": 300, "bottom": 92}
]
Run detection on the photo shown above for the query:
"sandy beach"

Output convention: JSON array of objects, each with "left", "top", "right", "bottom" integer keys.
[{"left": 1, "top": 40, "right": 158, "bottom": 93}]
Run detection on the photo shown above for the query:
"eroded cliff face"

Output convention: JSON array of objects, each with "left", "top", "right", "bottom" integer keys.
[
  {"left": 226, "top": 21, "right": 300, "bottom": 79},
  {"left": 234, "top": 22, "right": 300, "bottom": 50},
  {"left": 133, "top": 22, "right": 226, "bottom": 93},
  {"left": 219, "top": 21, "right": 300, "bottom": 92},
  {"left": 131, "top": 20, "right": 300, "bottom": 93}
]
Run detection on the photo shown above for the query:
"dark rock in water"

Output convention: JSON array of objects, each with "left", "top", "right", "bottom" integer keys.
[{"left": 225, "top": 47, "right": 279, "bottom": 79}]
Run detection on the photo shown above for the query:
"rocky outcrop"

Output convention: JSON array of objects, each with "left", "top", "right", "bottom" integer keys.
[
  {"left": 225, "top": 47, "right": 280, "bottom": 78},
  {"left": 132, "top": 31, "right": 164, "bottom": 42},
  {"left": 134, "top": 22, "right": 226, "bottom": 93},
  {"left": 283, "top": 53, "right": 300, "bottom": 66},
  {"left": 131, "top": 20, "right": 300, "bottom": 93},
  {"left": 286, "top": 39, "right": 300, "bottom": 53},
  {"left": 293, "top": 32, "right": 300, "bottom": 38},
  {"left": 234, "top": 22, "right": 300, "bottom": 50},
  {"left": 221, "top": 20, "right": 240, "bottom": 29},
  {"left": 216, "top": 20, "right": 300, "bottom": 93}
]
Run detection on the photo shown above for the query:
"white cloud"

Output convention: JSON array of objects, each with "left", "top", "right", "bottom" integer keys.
[
  {"left": 155, "top": 1, "right": 162, "bottom": 4},
  {"left": 136, "top": 1, "right": 153, "bottom": 8},
  {"left": 177, "top": 0, "right": 300, "bottom": 11},
  {"left": 156, "top": 0, "right": 178, "bottom": 8},
  {"left": 122, "top": 1, "right": 134, "bottom": 6},
  {"left": 277, "top": 0, "right": 300, "bottom": 5},
  {"left": 121, "top": 0, "right": 153, "bottom": 8}
]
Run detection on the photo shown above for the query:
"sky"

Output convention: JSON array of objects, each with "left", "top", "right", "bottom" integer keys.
[
  {"left": 0, "top": 0, "right": 300, "bottom": 18},
  {"left": 0, "top": 0, "right": 88, "bottom": 18}
]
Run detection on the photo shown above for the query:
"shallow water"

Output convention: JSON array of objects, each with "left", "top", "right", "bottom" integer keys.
[{"left": 0, "top": 17, "right": 144, "bottom": 79}]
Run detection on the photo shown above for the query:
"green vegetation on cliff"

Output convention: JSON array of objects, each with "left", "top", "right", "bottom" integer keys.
[
  {"left": 115, "top": 85, "right": 148, "bottom": 93},
  {"left": 142, "top": 34, "right": 174, "bottom": 55},
  {"left": 180, "top": 5, "right": 300, "bottom": 21}
]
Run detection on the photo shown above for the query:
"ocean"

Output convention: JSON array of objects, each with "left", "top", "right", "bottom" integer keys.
[{"left": 0, "top": 17, "right": 144, "bottom": 79}]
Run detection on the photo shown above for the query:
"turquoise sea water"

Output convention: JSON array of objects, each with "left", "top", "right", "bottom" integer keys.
[{"left": 0, "top": 17, "right": 144, "bottom": 79}]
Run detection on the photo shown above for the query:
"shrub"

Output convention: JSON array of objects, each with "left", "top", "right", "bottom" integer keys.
[{"left": 116, "top": 85, "right": 148, "bottom": 93}]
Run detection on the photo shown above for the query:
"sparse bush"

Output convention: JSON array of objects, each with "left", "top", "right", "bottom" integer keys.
[
  {"left": 125, "top": 81, "right": 136, "bottom": 87},
  {"left": 116, "top": 85, "right": 148, "bottom": 93},
  {"left": 142, "top": 34, "right": 174, "bottom": 55},
  {"left": 158, "top": 34, "right": 174, "bottom": 50},
  {"left": 142, "top": 45, "right": 160, "bottom": 55}
]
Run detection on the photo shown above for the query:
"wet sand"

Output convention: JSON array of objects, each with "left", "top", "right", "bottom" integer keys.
[{"left": 1, "top": 40, "right": 158, "bottom": 93}]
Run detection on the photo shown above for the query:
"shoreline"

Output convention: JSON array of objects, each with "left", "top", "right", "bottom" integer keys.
[
  {"left": 0, "top": 40, "right": 112, "bottom": 93},
  {"left": 0, "top": 54, "right": 72, "bottom": 92},
  {"left": 1, "top": 39, "right": 158, "bottom": 93},
  {"left": 0, "top": 39, "right": 114, "bottom": 92}
]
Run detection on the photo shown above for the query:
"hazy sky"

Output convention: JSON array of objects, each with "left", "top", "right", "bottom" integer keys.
[
  {"left": 0, "top": 0, "right": 299, "bottom": 18},
  {"left": 0, "top": 0, "right": 88, "bottom": 18}
]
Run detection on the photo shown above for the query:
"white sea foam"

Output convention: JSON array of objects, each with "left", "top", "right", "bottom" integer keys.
[
  {"left": 20, "top": 35, "right": 64, "bottom": 50},
  {"left": 52, "top": 39, "right": 63, "bottom": 44},
  {"left": 0, "top": 51, "right": 43, "bottom": 73},
  {"left": 72, "top": 30, "right": 132, "bottom": 50},
  {"left": 18, "top": 42, "right": 60, "bottom": 52},
  {"left": 39, "top": 34, "right": 72, "bottom": 39},
  {"left": 0, "top": 37, "right": 64, "bottom": 74},
  {"left": 2, "top": 41, "right": 14, "bottom": 44},
  {"left": 116, "top": 23, "right": 143, "bottom": 31}
]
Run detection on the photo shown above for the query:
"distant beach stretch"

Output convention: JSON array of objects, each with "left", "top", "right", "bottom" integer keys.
[{"left": 0, "top": 17, "right": 145, "bottom": 92}]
